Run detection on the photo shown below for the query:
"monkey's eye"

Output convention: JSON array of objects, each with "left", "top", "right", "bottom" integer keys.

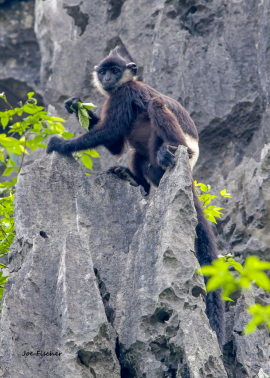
[
  {"left": 99, "top": 69, "right": 106, "bottom": 75},
  {"left": 112, "top": 68, "right": 120, "bottom": 75}
]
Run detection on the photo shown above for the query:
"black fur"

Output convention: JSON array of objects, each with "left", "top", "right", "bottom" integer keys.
[{"left": 47, "top": 50, "right": 224, "bottom": 349}]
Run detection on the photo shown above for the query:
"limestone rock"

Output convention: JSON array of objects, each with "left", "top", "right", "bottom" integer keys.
[
  {"left": 34, "top": 0, "right": 270, "bottom": 181},
  {"left": 0, "top": 0, "right": 42, "bottom": 111},
  {"left": 0, "top": 147, "right": 227, "bottom": 377}
]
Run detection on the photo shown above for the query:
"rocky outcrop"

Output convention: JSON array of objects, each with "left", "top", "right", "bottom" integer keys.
[
  {"left": 215, "top": 143, "right": 270, "bottom": 263},
  {"left": 0, "top": 147, "right": 228, "bottom": 377},
  {"left": 0, "top": 0, "right": 43, "bottom": 110},
  {"left": 215, "top": 144, "right": 270, "bottom": 377},
  {"left": 34, "top": 0, "right": 270, "bottom": 178},
  {"left": 224, "top": 290, "right": 270, "bottom": 378},
  {"left": 0, "top": 0, "right": 270, "bottom": 376}
]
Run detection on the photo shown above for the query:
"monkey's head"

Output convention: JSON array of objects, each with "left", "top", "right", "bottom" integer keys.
[{"left": 93, "top": 48, "right": 137, "bottom": 96}]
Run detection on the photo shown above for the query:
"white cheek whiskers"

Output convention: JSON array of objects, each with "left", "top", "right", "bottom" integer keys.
[
  {"left": 92, "top": 69, "right": 134, "bottom": 97},
  {"left": 92, "top": 71, "right": 109, "bottom": 97}
]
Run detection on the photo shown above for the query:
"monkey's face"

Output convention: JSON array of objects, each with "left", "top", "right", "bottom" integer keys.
[{"left": 97, "top": 66, "right": 123, "bottom": 92}]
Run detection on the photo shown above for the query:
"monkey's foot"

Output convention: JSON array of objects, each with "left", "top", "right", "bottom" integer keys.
[
  {"left": 157, "top": 145, "right": 178, "bottom": 169},
  {"left": 108, "top": 166, "right": 139, "bottom": 187}
]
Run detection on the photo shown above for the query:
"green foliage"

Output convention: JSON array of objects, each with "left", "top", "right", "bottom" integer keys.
[
  {"left": 198, "top": 254, "right": 270, "bottom": 334},
  {"left": 245, "top": 304, "right": 270, "bottom": 335},
  {"left": 194, "top": 180, "right": 232, "bottom": 223},
  {"left": 0, "top": 92, "right": 98, "bottom": 311},
  {"left": 73, "top": 102, "right": 97, "bottom": 131},
  {"left": 73, "top": 102, "right": 99, "bottom": 173},
  {"left": 0, "top": 270, "right": 9, "bottom": 312}
]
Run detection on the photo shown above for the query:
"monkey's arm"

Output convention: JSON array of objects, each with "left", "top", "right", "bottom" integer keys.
[
  {"left": 47, "top": 96, "right": 133, "bottom": 155},
  {"left": 47, "top": 125, "right": 119, "bottom": 154},
  {"left": 64, "top": 97, "right": 100, "bottom": 130}
]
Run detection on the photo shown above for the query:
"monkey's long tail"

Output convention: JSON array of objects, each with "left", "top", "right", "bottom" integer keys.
[{"left": 192, "top": 182, "right": 225, "bottom": 351}]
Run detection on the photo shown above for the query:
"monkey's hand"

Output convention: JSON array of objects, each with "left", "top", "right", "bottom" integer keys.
[
  {"left": 46, "top": 136, "right": 71, "bottom": 155},
  {"left": 157, "top": 145, "right": 178, "bottom": 169},
  {"left": 64, "top": 97, "right": 99, "bottom": 130},
  {"left": 64, "top": 97, "right": 82, "bottom": 114}
]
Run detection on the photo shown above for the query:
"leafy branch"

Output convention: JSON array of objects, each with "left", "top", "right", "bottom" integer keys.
[
  {"left": 194, "top": 180, "right": 231, "bottom": 223},
  {"left": 198, "top": 255, "right": 270, "bottom": 334}
]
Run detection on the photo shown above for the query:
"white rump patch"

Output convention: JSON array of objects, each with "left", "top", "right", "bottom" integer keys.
[{"left": 183, "top": 133, "right": 199, "bottom": 171}]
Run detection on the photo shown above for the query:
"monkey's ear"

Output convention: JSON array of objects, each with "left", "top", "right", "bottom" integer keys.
[
  {"left": 126, "top": 62, "right": 137, "bottom": 76},
  {"left": 94, "top": 65, "right": 98, "bottom": 71}
]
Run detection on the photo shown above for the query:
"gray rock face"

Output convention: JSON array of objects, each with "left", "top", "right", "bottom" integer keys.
[
  {"left": 211, "top": 144, "right": 270, "bottom": 377},
  {"left": 224, "top": 290, "right": 270, "bottom": 378},
  {"left": 34, "top": 0, "right": 270, "bottom": 180},
  {"left": 1, "top": 0, "right": 270, "bottom": 376},
  {"left": 0, "top": 0, "right": 42, "bottom": 110},
  {"left": 215, "top": 143, "right": 270, "bottom": 263},
  {"left": 0, "top": 147, "right": 227, "bottom": 377}
]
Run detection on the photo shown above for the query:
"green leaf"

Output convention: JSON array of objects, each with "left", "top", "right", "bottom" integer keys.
[
  {"left": 2, "top": 168, "right": 14, "bottom": 177},
  {"left": 200, "top": 266, "right": 218, "bottom": 276},
  {"left": 19, "top": 145, "right": 29, "bottom": 155},
  {"left": 1, "top": 115, "right": 9, "bottom": 129},
  {"left": 49, "top": 117, "right": 66, "bottom": 122},
  {"left": 61, "top": 132, "right": 74, "bottom": 139},
  {"left": 23, "top": 104, "right": 44, "bottom": 114},
  {"left": 244, "top": 304, "right": 270, "bottom": 335},
  {"left": 27, "top": 92, "right": 35, "bottom": 100},
  {"left": 78, "top": 108, "right": 90, "bottom": 131},
  {"left": 220, "top": 189, "right": 232, "bottom": 198},
  {"left": 85, "top": 149, "right": 100, "bottom": 158},
  {"left": 81, "top": 155, "right": 93, "bottom": 170},
  {"left": 200, "top": 184, "right": 208, "bottom": 192},
  {"left": 206, "top": 276, "right": 226, "bottom": 291},
  {"left": 81, "top": 102, "right": 97, "bottom": 110},
  {"left": 204, "top": 212, "right": 217, "bottom": 224},
  {"left": 227, "top": 258, "right": 243, "bottom": 273},
  {"left": 223, "top": 297, "right": 234, "bottom": 302}
]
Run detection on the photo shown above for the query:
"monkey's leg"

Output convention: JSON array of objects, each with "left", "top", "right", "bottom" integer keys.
[
  {"left": 148, "top": 97, "right": 194, "bottom": 167},
  {"left": 130, "top": 152, "right": 151, "bottom": 195},
  {"left": 142, "top": 163, "right": 165, "bottom": 188}
]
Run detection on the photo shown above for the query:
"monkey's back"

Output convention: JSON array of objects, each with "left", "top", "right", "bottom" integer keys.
[{"left": 131, "top": 81, "right": 199, "bottom": 140}]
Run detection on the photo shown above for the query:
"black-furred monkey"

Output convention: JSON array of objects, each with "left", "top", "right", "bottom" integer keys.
[{"left": 47, "top": 48, "right": 224, "bottom": 349}]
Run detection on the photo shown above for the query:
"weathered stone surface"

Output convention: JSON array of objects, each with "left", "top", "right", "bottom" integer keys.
[
  {"left": 0, "top": 147, "right": 227, "bottom": 377},
  {"left": 0, "top": 0, "right": 270, "bottom": 376},
  {"left": 212, "top": 144, "right": 270, "bottom": 377},
  {"left": 0, "top": 0, "right": 43, "bottom": 111},
  {"left": 34, "top": 0, "right": 270, "bottom": 180},
  {"left": 224, "top": 290, "right": 270, "bottom": 378},
  {"left": 214, "top": 143, "right": 270, "bottom": 264}
]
